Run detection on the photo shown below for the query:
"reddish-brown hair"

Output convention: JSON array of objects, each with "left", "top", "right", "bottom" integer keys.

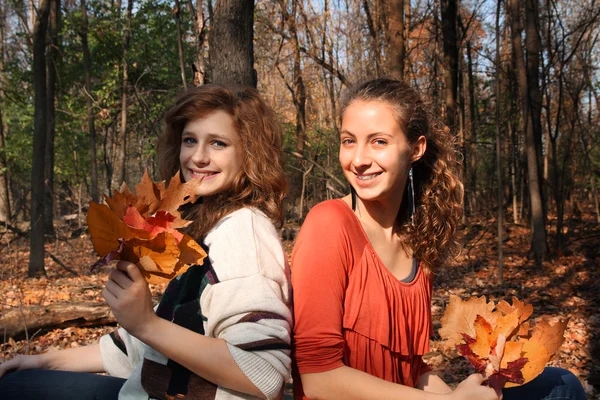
[
  {"left": 158, "top": 84, "right": 287, "bottom": 239},
  {"left": 339, "top": 78, "right": 464, "bottom": 273}
]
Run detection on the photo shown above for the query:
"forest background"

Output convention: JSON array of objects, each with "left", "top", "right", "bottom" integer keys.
[{"left": 0, "top": 0, "right": 599, "bottom": 398}]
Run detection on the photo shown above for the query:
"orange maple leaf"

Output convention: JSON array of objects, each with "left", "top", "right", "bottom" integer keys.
[
  {"left": 87, "top": 171, "right": 206, "bottom": 284},
  {"left": 440, "top": 296, "right": 569, "bottom": 394}
]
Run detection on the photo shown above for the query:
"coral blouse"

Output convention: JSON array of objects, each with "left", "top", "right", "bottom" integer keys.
[{"left": 291, "top": 199, "right": 432, "bottom": 399}]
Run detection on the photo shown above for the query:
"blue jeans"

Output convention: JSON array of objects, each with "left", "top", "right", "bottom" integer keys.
[
  {"left": 0, "top": 369, "right": 126, "bottom": 399},
  {"left": 503, "top": 367, "right": 588, "bottom": 400}
]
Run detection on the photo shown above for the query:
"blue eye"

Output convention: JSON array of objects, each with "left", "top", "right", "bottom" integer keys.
[
  {"left": 182, "top": 137, "right": 196, "bottom": 145},
  {"left": 212, "top": 140, "right": 227, "bottom": 148},
  {"left": 374, "top": 139, "right": 387, "bottom": 146}
]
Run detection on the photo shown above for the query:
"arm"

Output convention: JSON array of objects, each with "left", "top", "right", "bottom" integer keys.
[
  {"left": 0, "top": 343, "right": 104, "bottom": 379},
  {"left": 104, "top": 262, "right": 266, "bottom": 398},
  {"left": 302, "top": 368, "right": 498, "bottom": 400},
  {"left": 417, "top": 371, "right": 453, "bottom": 394}
]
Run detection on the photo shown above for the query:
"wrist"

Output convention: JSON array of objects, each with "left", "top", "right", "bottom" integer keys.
[{"left": 128, "top": 312, "right": 161, "bottom": 341}]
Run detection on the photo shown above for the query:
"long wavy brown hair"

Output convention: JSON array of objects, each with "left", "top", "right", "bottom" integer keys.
[
  {"left": 339, "top": 78, "right": 464, "bottom": 274},
  {"left": 158, "top": 84, "right": 287, "bottom": 239}
]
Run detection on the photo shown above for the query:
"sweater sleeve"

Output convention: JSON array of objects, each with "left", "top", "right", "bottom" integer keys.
[
  {"left": 201, "top": 208, "right": 293, "bottom": 400},
  {"left": 99, "top": 326, "right": 145, "bottom": 379},
  {"left": 291, "top": 201, "right": 353, "bottom": 374}
]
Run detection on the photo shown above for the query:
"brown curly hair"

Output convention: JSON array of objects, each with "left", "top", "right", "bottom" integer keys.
[
  {"left": 158, "top": 84, "right": 287, "bottom": 239},
  {"left": 339, "top": 78, "right": 464, "bottom": 273}
]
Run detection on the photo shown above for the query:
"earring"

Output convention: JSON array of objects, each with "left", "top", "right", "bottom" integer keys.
[
  {"left": 408, "top": 167, "right": 416, "bottom": 225},
  {"left": 351, "top": 186, "right": 357, "bottom": 211}
]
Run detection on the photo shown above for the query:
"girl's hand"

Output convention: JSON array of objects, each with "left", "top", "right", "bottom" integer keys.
[
  {"left": 0, "top": 354, "right": 47, "bottom": 379},
  {"left": 448, "top": 374, "right": 500, "bottom": 400},
  {"left": 103, "top": 261, "right": 157, "bottom": 338}
]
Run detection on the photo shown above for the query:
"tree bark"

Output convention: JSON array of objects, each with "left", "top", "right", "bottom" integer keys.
[
  {"left": 44, "top": 0, "right": 59, "bottom": 235},
  {"left": 1, "top": 303, "right": 116, "bottom": 342},
  {"left": 188, "top": 0, "right": 206, "bottom": 86},
  {"left": 441, "top": 0, "right": 459, "bottom": 131},
  {"left": 0, "top": 3, "right": 11, "bottom": 222},
  {"left": 175, "top": 0, "right": 187, "bottom": 89},
  {"left": 508, "top": 0, "right": 547, "bottom": 264},
  {"left": 80, "top": 0, "right": 99, "bottom": 203},
  {"left": 29, "top": 0, "right": 51, "bottom": 278},
  {"left": 362, "top": 0, "right": 382, "bottom": 77},
  {"left": 495, "top": 0, "right": 504, "bottom": 284},
  {"left": 385, "top": 0, "right": 405, "bottom": 80},
  {"left": 466, "top": 39, "right": 477, "bottom": 215},
  {"left": 112, "top": 0, "right": 133, "bottom": 190},
  {"left": 208, "top": 0, "right": 256, "bottom": 87}
]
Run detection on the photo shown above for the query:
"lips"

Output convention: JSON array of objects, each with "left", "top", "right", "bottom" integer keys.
[{"left": 189, "top": 170, "right": 219, "bottom": 180}]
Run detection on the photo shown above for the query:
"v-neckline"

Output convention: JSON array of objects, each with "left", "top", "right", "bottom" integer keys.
[{"left": 337, "top": 199, "right": 420, "bottom": 285}]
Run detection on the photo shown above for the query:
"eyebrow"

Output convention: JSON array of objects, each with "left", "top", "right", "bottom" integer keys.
[
  {"left": 340, "top": 130, "right": 393, "bottom": 139},
  {"left": 181, "top": 131, "right": 232, "bottom": 141}
]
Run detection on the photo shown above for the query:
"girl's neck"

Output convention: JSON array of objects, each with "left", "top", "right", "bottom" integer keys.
[{"left": 348, "top": 195, "right": 403, "bottom": 238}]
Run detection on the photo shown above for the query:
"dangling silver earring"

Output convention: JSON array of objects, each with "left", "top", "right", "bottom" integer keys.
[{"left": 408, "top": 167, "right": 416, "bottom": 225}]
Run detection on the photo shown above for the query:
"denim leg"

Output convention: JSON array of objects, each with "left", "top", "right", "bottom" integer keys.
[
  {"left": 503, "top": 367, "right": 587, "bottom": 400},
  {"left": 0, "top": 369, "right": 126, "bottom": 400}
]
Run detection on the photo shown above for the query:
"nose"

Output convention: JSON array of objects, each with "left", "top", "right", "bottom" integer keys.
[
  {"left": 352, "top": 144, "right": 371, "bottom": 169},
  {"left": 191, "top": 145, "right": 210, "bottom": 165}
]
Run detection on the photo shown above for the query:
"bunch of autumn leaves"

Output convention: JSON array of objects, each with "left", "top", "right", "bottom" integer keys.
[
  {"left": 87, "top": 171, "right": 206, "bottom": 284},
  {"left": 439, "top": 295, "right": 569, "bottom": 395}
]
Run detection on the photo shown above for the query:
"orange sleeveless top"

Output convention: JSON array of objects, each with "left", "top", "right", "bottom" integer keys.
[{"left": 291, "top": 200, "right": 432, "bottom": 399}]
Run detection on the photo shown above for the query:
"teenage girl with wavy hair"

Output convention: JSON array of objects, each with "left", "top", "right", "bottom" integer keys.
[
  {"left": 0, "top": 84, "right": 292, "bottom": 400},
  {"left": 291, "top": 78, "right": 586, "bottom": 400}
]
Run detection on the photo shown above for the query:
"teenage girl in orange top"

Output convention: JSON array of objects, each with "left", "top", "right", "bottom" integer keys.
[{"left": 291, "top": 78, "right": 587, "bottom": 400}]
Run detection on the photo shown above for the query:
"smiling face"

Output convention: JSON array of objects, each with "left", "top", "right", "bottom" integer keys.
[
  {"left": 339, "top": 100, "right": 426, "bottom": 207},
  {"left": 179, "top": 110, "right": 244, "bottom": 197}
]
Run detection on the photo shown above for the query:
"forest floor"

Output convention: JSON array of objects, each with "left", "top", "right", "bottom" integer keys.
[{"left": 0, "top": 207, "right": 599, "bottom": 399}]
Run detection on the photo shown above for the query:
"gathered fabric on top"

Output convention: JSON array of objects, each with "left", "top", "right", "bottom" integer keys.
[{"left": 292, "top": 199, "right": 433, "bottom": 399}]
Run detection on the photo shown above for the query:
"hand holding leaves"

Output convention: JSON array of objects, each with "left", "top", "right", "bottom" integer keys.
[
  {"left": 87, "top": 171, "right": 207, "bottom": 284},
  {"left": 439, "top": 295, "right": 569, "bottom": 396}
]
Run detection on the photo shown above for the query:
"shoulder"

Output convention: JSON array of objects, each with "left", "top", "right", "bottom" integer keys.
[
  {"left": 204, "top": 207, "right": 286, "bottom": 281},
  {"left": 302, "top": 199, "right": 354, "bottom": 229}
]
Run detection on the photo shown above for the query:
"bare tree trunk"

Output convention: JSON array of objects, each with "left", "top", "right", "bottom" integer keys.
[
  {"left": 112, "top": 0, "right": 133, "bottom": 190},
  {"left": 44, "top": 0, "right": 59, "bottom": 235},
  {"left": 495, "top": 0, "right": 504, "bottom": 284},
  {"left": 208, "top": 0, "right": 255, "bottom": 87},
  {"left": 29, "top": 0, "right": 51, "bottom": 278},
  {"left": 509, "top": 0, "right": 547, "bottom": 264},
  {"left": 362, "top": 0, "right": 382, "bottom": 77},
  {"left": 188, "top": 0, "right": 206, "bottom": 86},
  {"left": 466, "top": 39, "right": 477, "bottom": 215},
  {"left": 175, "top": 0, "right": 187, "bottom": 89},
  {"left": 441, "top": 0, "right": 458, "bottom": 131},
  {"left": 385, "top": 0, "right": 405, "bottom": 80},
  {"left": 80, "top": 0, "right": 98, "bottom": 202},
  {"left": 0, "top": 3, "right": 11, "bottom": 222}
]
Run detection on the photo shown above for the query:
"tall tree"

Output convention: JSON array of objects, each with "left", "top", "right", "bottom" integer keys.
[
  {"left": 208, "top": 0, "right": 256, "bottom": 86},
  {"left": 80, "top": 0, "right": 99, "bottom": 202},
  {"left": 0, "top": 0, "right": 11, "bottom": 222},
  {"left": 112, "top": 0, "right": 133, "bottom": 190},
  {"left": 29, "top": 0, "right": 51, "bottom": 277},
  {"left": 495, "top": 0, "right": 504, "bottom": 284},
  {"left": 174, "top": 0, "right": 188, "bottom": 89},
  {"left": 441, "top": 0, "right": 459, "bottom": 131},
  {"left": 44, "top": 0, "right": 60, "bottom": 234},
  {"left": 508, "top": 0, "right": 547, "bottom": 264},
  {"left": 188, "top": 0, "right": 207, "bottom": 86},
  {"left": 385, "top": 0, "right": 405, "bottom": 80}
]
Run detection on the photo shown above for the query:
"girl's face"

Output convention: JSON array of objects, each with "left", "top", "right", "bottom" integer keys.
[
  {"left": 179, "top": 110, "right": 244, "bottom": 197},
  {"left": 339, "top": 101, "right": 426, "bottom": 206}
]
